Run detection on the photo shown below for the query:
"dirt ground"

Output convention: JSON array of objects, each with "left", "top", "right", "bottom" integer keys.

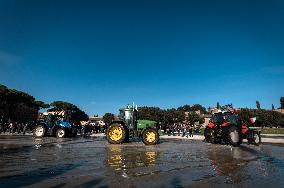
[{"left": 1, "top": 135, "right": 284, "bottom": 188}]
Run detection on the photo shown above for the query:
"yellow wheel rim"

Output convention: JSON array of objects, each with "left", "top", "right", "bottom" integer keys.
[
  {"left": 146, "top": 131, "right": 156, "bottom": 143},
  {"left": 109, "top": 126, "right": 123, "bottom": 141}
]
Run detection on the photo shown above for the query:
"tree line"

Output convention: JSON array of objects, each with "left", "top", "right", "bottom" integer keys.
[
  {"left": 217, "top": 99, "right": 284, "bottom": 128},
  {"left": 103, "top": 104, "right": 207, "bottom": 128},
  {"left": 103, "top": 99, "right": 284, "bottom": 128},
  {"left": 238, "top": 108, "right": 284, "bottom": 128},
  {"left": 0, "top": 84, "right": 88, "bottom": 123}
]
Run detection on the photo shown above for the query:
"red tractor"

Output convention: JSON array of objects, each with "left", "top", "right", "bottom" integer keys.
[{"left": 204, "top": 112, "right": 261, "bottom": 147}]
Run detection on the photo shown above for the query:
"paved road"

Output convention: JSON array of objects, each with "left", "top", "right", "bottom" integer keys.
[{"left": 1, "top": 135, "right": 284, "bottom": 188}]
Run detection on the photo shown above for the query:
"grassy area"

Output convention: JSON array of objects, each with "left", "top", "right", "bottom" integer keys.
[
  {"left": 260, "top": 128, "right": 284, "bottom": 134},
  {"left": 199, "top": 128, "right": 205, "bottom": 135},
  {"left": 160, "top": 127, "right": 284, "bottom": 135},
  {"left": 198, "top": 127, "right": 284, "bottom": 135}
]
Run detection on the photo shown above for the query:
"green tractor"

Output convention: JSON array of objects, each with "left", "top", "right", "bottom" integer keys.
[{"left": 106, "top": 104, "right": 159, "bottom": 145}]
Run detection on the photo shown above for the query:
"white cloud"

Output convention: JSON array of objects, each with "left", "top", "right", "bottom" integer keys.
[{"left": 0, "top": 51, "right": 21, "bottom": 66}]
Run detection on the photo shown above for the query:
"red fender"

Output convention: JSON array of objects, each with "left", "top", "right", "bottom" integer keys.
[
  {"left": 241, "top": 123, "right": 249, "bottom": 135},
  {"left": 220, "top": 122, "right": 230, "bottom": 127},
  {"left": 207, "top": 123, "right": 215, "bottom": 128}
]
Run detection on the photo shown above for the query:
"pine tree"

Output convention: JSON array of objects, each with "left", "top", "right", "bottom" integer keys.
[
  {"left": 217, "top": 102, "right": 220, "bottom": 109},
  {"left": 256, "top": 101, "right": 261, "bottom": 110},
  {"left": 280, "top": 97, "right": 284, "bottom": 109}
]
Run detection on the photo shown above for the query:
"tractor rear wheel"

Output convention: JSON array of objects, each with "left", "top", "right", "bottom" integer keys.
[
  {"left": 106, "top": 123, "right": 126, "bottom": 144},
  {"left": 227, "top": 126, "right": 241, "bottom": 147},
  {"left": 56, "top": 128, "right": 66, "bottom": 138},
  {"left": 252, "top": 132, "right": 261, "bottom": 146},
  {"left": 142, "top": 128, "right": 159, "bottom": 145},
  {"left": 204, "top": 127, "right": 215, "bottom": 143}
]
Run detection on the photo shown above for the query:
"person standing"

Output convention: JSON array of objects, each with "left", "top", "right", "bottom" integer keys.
[
  {"left": 189, "top": 124, "right": 193, "bottom": 137},
  {"left": 185, "top": 123, "right": 190, "bottom": 138}
]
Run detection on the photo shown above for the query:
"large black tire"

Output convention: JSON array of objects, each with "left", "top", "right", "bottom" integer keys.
[
  {"left": 56, "top": 128, "right": 67, "bottom": 138},
  {"left": 33, "top": 125, "right": 46, "bottom": 138},
  {"left": 227, "top": 126, "right": 241, "bottom": 147},
  {"left": 142, "top": 128, "right": 159, "bottom": 145},
  {"left": 106, "top": 123, "right": 126, "bottom": 144},
  {"left": 252, "top": 132, "right": 261, "bottom": 146},
  {"left": 204, "top": 127, "right": 215, "bottom": 143},
  {"left": 71, "top": 129, "right": 78, "bottom": 137},
  {"left": 124, "top": 128, "right": 130, "bottom": 143}
]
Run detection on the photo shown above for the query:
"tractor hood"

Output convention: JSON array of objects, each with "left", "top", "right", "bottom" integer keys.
[
  {"left": 137, "top": 120, "right": 157, "bottom": 129},
  {"left": 58, "top": 121, "right": 72, "bottom": 128}
]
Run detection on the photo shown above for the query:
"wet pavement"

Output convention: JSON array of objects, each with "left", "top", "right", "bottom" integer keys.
[{"left": 1, "top": 136, "right": 284, "bottom": 188}]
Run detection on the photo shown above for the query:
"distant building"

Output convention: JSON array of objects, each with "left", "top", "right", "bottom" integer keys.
[
  {"left": 274, "top": 109, "right": 284, "bottom": 114},
  {"left": 208, "top": 107, "right": 221, "bottom": 114}
]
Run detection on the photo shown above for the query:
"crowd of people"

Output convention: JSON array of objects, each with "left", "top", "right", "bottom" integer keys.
[
  {"left": 0, "top": 114, "right": 107, "bottom": 136},
  {"left": 0, "top": 116, "right": 35, "bottom": 135},
  {"left": 81, "top": 122, "right": 106, "bottom": 135},
  {"left": 1, "top": 113, "right": 200, "bottom": 138},
  {"left": 163, "top": 123, "right": 199, "bottom": 138},
  {"left": 0, "top": 121, "right": 105, "bottom": 136}
]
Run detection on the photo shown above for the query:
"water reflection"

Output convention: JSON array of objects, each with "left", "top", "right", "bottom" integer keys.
[
  {"left": 145, "top": 151, "right": 156, "bottom": 165},
  {"left": 208, "top": 146, "right": 259, "bottom": 184},
  {"left": 106, "top": 145, "right": 158, "bottom": 177},
  {"left": 33, "top": 138, "right": 43, "bottom": 149},
  {"left": 107, "top": 146, "right": 123, "bottom": 171}
]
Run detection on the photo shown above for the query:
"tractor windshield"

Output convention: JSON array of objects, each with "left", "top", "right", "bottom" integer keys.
[
  {"left": 225, "top": 114, "right": 240, "bottom": 125},
  {"left": 124, "top": 110, "right": 133, "bottom": 120},
  {"left": 211, "top": 113, "right": 224, "bottom": 124},
  {"left": 119, "top": 109, "right": 133, "bottom": 121}
]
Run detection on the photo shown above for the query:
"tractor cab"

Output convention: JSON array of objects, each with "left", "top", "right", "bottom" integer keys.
[{"left": 118, "top": 105, "right": 138, "bottom": 130}]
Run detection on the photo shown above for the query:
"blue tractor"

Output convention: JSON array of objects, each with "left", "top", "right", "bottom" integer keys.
[{"left": 33, "top": 113, "right": 77, "bottom": 138}]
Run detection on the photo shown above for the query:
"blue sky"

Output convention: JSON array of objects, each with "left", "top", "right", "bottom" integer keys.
[{"left": 0, "top": 0, "right": 284, "bottom": 115}]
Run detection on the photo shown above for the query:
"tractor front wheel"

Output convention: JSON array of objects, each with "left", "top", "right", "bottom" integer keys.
[
  {"left": 142, "top": 128, "right": 159, "bottom": 145},
  {"left": 106, "top": 123, "right": 126, "bottom": 144},
  {"left": 56, "top": 128, "right": 67, "bottom": 138},
  {"left": 33, "top": 125, "right": 46, "bottom": 138},
  {"left": 252, "top": 132, "right": 261, "bottom": 146}
]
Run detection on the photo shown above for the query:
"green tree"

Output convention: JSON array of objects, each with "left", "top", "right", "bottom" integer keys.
[
  {"left": 163, "top": 108, "right": 185, "bottom": 124},
  {"left": 256, "top": 101, "right": 261, "bottom": 109},
  {"left": 280, "top": 97, "right": 284, "bottom": 109},
  {"left": 138, "top": 106, "right": 164, "bottom": 123},
  {"left": 34, "top": 101, "right": 50, "bottom": 109},
  {"left": 177, "top": 105, "right": 191, "bottom": 112},
  {"left": 187, "top": 112, "right": 200, "bottom": 125},
  {"left": 237, "top": 108, "right": 284, "bottom": 128},
  {"left": 103, "top": 113, "right": 115, "bottom": 125},
  {"left": 221, "top": 103, "right": 233, "bottom": 111},
  {"left": 50, "top": 101, "right": 74, "bottom": 111},
  {"left": 0, "top": 84, "right": 47, "bottom": 122},
  {"left": 272, "top": 104, "right": 275, "bottom": 110},
  {"left": 177, "top": 104, "right": 207, "bottom": 114},
  {"left": 190, "top": 104, "right": 207, "bottom": 114},
  {"left": 49, "top": 101, "right": 88, "bottom": 122},
  {"left": 217, "top": 102, "right": 220, "bottom": 109}
]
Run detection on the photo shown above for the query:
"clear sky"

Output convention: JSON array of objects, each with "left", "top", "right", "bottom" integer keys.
[{"left": 0, "top": 0, "right": 284, "bottom": 115}]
